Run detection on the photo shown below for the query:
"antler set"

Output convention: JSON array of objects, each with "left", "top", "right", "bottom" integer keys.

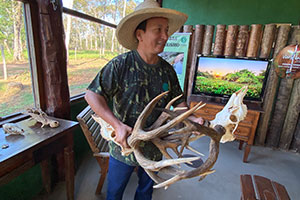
[{"left": 92, "top": 86, "right": 248, "bottom": 189}]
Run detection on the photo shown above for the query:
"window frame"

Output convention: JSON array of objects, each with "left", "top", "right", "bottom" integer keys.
[{"left": 0, "top": 1, "right": 119, "bottom": 123}]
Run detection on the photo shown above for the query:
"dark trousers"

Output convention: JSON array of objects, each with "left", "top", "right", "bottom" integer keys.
[{"left": 106, "top": 156, "right": 154, "bottom": 200}]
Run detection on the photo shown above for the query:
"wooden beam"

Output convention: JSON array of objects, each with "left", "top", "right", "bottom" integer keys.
[
  {"left": 23, "top": 0, "right": 45, "bottom": 109},
  {"left": 62, "top": 7, "right": 117, "bottom": 29},
  {"left": 255, "top": 25, "right": 290, "bottom": 145},
  {"left": 266, "top": 78, "right": 293, "bottom": 147},
  {"left": 279, "top": 79, "right": 300, "bottom": 150},
  {"left": 34, "top": 0, "right": 70, "bottom": 119}
]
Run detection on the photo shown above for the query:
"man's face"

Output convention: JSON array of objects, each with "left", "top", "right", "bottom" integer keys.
[{"left": 136, "top": 17, "right": 169, "bottom": 55}]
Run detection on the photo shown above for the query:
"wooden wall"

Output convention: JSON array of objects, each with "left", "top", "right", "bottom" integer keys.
[{"left": 183, "top": 24, "right": 300, "bottom": 152}]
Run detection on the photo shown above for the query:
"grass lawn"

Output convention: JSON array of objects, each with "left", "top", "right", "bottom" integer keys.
[{"left": 0, "top": 50, "right": 117, "bottom": 117}]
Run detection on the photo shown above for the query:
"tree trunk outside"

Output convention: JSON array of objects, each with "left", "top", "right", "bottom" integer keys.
[
  {"left": 65, "top": 0, "right": 74, "bottom": 63},
  {"left": 1, "top": 45, "right": 7, "bottom": 80},
  {"left": 13, "top": 1, "right": 23, "bottom": 62},
  {"left": 3, "top": 39, "right": 12, "bottom": 55}
]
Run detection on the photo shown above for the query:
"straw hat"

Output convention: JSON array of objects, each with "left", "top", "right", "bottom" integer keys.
[{"left": 116, "top": 0, "right": 188, "bottom": 50}]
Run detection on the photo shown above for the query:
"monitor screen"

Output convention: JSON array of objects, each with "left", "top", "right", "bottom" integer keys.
[{"left": 192, "top": 56, "right": 270, "bottom": 102}]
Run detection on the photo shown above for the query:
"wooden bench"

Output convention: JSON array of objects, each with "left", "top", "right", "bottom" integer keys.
[
  {"left": 77, "top": 105, "right": 109, "bottom": 194},
  {"left": 240, "top": 174, "right": 290, "bottom": 200}
]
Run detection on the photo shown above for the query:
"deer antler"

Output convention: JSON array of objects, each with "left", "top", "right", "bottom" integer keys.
[{"left": 92, "top": 86, "right": 248, "bottom": 189}]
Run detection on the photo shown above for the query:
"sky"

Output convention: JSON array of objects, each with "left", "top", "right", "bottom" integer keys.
[
  {"left": 62, "top": 0, "right": 144, "bottom": 8},
  {"left": 197, "top": 57, "right": 269, "bottom": 76},
  {"left": 62, "top": 0, "right": 73, "bottom": 8}
]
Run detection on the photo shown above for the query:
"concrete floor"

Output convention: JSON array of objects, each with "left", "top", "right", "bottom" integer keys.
[{"left": 38, "top": 137, "right": 300, "bottom": 200}]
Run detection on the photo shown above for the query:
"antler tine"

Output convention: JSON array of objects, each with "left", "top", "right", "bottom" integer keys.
[
  {"left": 134, "top": 90, "right": 169, "bottom": 131},
  {"left": 146, "top": 167, "right": 186, "bottom": 190},
  {"left": 153, "top": 138, "right": 220, "bottom": 189},
  {"left": 144, "top": 169, "right": 166, "bottom": 184},
  {"left": 128, "top": 91, "right": 169, "bottom": 147},
  {"left": 153, "top": 125, "right": 225, "bottom": 189},
  {"left": 151, "top": 137, "right": 181, "bottom": 159},
  {"left": 147, "top": 94, "right": 183, "bottom": 130},
  {"left": 135, "top": 101, "right": 204, "bottom": 142},
  {"left": 153, "top": 174, "right": 182, "bottom": 189},
  {"left": 133, "top": 147, "right": 201, "bottom": 171},
  {"left": 166, "top": 94, "right": 183, "bottom": 109}
]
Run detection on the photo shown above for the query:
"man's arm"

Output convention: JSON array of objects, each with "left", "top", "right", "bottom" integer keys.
[{"left": 84, "top": 90, "right": 132, "bottom": 149}]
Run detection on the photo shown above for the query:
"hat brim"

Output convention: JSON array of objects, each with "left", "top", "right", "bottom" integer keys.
[{"left": 116, "top": 8, "right": 188, "bottom": 50}]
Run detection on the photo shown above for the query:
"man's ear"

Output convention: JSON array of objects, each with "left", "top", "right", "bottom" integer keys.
[{"left": 136, "top": 29, "right": 143, "bottom": 42}]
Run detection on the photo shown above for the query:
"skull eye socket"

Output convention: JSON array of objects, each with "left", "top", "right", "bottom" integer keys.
[{"left": 230, "top": 115, "right": 237, "bottom": 122}]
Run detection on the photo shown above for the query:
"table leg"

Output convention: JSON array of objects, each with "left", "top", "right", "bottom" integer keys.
[
  {"left": 40, "top": 159, "right": 51, "bottom": 193},
  {"left": 64, "top": 146, "right": 74, "bottom": 200},
  {"left": 243, "top": 144, "right": 251, "bottom": 163},
  {"left": 239, "top": 140, "right": 244, "bottom": 150}
]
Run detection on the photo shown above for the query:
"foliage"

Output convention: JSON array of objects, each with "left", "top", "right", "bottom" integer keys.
[
  {"left": 68, "top": 50, "right": 118, "bottom": 60},
  {"left": 195, "top": 69, "right": 264, "bottom": 99},
  {"left": 0, "top": 0, "right": 143, "bottom": 116},
  {"left": 0, "top": 1, "right": 26, "bottom": 61},
  {"left": 63, "top": 0, "right": 141, "bottom": 52},
  {"left": 223, "top": 69, "right": 261, "bottom": 84}
]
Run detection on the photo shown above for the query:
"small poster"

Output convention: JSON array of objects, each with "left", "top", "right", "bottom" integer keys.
[{"left": 160, "top": 32, "right": 191, "bottom": 90}]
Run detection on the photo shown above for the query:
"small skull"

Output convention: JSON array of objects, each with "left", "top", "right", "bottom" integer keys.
[
  {"left": 210, "top": 86, "right": 248, "bottom": 143},
  {"left": 3, "top": 123, "right": 25, "bottom": 135}
]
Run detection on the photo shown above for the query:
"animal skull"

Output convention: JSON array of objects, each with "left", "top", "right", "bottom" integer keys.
[
  {"left": 3, "top": 123, "right": 24, "bottom": 135},
  {"left": 210, "top": 86, "right": 248, "bottom": 143}
]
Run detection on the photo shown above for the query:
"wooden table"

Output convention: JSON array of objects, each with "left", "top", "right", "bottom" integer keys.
[{"left": 0, "top": 117, "right": 78, "bottom": 200}]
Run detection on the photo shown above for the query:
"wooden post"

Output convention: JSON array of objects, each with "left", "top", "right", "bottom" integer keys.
[
  {"left": 202, "top": 25, "right": 214, "bottom": 56},
  {"left": 187, "top": 24, "right": 205, "bottom": 103},
  {"left": 266, "top": 78, "right": 294, "bottom": 147},
  {"left": 34, "top": 1, "right": 73, "bottom": 197},
  {"left": 246, "top": 24, "right": 262, "bottom": 58},
  {"left": 255, "top": 25, "right": 291, "bottom": 145},
  {"left": 235, "top": 25, "right": 249, "bottom": 57},
  {"left": 259, "top": 24, "right": 276, "bottom": 59},
  {"left": 183, "top": 25, "right": 194, "bottom": 97},
  {"left": 273, "top": 25, "right": 291, "bottom": 57},
  {"left": 224, "top": 25, "right": 238, "bottom": 56},
  {"left": 1, "top": 45, "right": 7, "bottom": 80},
  {"left": 290, "top": 113, "right": 300, "bottom": 152},
  {"left": 213, "top": 24, "right": 226, "bottom": 56},
  {"left": 288, "top": 25, "right": 300, "bottom": 45},
  {"left": 35, "top": 0, "right": 70, "bottom": 118},
  {"left": 279, "top": 78, "right": 300, "bottom": 150}
]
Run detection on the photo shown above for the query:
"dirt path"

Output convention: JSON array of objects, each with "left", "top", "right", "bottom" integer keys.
[{"left": 0, "top": 63, "right": 30, "bottom": 78}]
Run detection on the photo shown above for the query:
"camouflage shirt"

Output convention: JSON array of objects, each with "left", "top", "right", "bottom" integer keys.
[{"left": 87, "top": 50, "right": 184, "bottom": 166}]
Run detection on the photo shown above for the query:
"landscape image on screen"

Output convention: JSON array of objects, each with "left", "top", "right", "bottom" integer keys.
[{"left": 193, "top": 57, "right": 269, "bottom": 100}]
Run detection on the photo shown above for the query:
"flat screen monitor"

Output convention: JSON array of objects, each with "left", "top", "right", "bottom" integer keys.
[{"left": 192, "top": 55, "right": 271, "bottom": 104}]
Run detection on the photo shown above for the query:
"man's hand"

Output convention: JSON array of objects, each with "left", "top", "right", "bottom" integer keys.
[
  {"left": 188, "top": 115, "right": 204, "bottom": 125},
  {"left": 188, "top": 115, "right": 205, "bottom": 135},
  {"left": 114, "top": 122, "right": 132, "bottom": 149}
]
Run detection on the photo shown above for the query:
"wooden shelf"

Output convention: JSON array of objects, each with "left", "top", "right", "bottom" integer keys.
[{"left": 190, "top": 102, "right": 260, "bottom": 162}]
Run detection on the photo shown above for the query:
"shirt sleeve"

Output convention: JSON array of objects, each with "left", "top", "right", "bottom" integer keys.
[{"left": 87, "top": 58, "right": 119, "bottom": 102}]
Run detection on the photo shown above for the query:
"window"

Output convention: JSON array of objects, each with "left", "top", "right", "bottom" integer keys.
[
  {"left": 0, "top": 0, "right": 143, "bottom": 118},
  {"left": 0, "top": 1, "right": 34, "bottom": 117},
  {"left": 62, "top": 0, "right": 143, "bottom": 97}
]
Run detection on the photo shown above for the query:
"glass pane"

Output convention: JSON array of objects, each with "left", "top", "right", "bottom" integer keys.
[
  {"left": 62, "top": 0, "right": 143, "bottom": 97},
  {"left": 62, "top": 0, "right": 143, "bottom": 24},
  {"left": 0, "top": 1, "right": 34, "bottom": 117}
]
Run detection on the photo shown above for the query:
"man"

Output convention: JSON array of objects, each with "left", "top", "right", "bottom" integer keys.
[{"left": 85, "top": 1, "right": 203, "bottom": 199}]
